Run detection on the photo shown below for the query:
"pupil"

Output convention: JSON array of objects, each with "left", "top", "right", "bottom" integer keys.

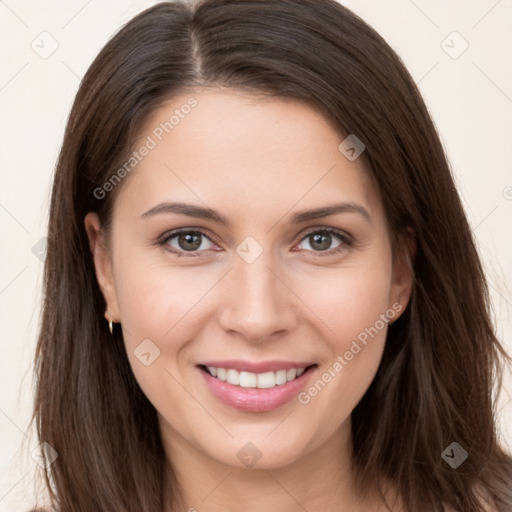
[
  {"left": 179, "top": 232, "right": 201, "bottom": 251},
  {"left": 310, "top": 233, "right": 331, "bottom": 251}
]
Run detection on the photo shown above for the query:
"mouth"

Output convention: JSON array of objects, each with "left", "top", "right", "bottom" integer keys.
[
  {"left": 198, "top": 364, "right": 316, "bottom": 389},
  {"left": 197, "top": 362, "right": 318, "bottom": 412}
]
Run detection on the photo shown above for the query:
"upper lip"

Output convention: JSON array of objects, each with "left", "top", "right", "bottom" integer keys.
[{"left": 199, "top": 360, "right": 316, "bottom": 373}]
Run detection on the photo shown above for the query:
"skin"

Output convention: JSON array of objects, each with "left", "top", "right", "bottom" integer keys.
[{"left": 85, "top": 88, "right": 414, "bottom": 512}]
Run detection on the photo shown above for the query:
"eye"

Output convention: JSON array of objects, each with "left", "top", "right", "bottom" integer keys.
[
  {"left": 159, "top": 229, "right": 217, "bottom": 257},
  {"left": 157, "top": 226, "right": 353, "bottom": 258},
  {"left": 295, "top": 227, "right": 353, "bottom": 255}
]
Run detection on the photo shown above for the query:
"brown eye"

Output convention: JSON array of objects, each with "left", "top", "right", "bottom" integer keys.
[
  {"left": 308, "top": 232, "right": 334, "bottom": 251},
  {"left": 160, "top": 229, "right": 216, "bottom": 255},
  {"left": 176, "top": 232, "right": 203, "bottom": 251},
  {"left": 296, "top": 228, "right": 352, "bottom": 254}
]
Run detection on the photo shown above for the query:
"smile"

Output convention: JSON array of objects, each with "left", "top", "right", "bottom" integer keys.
[
  {"left": 203, "top": 365, "right": 307, "bottom": 388},
  {"left": 197, "top": 362, "right": 318, "bottom": 412}
]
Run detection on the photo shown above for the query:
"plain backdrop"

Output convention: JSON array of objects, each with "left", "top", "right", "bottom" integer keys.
[{"left": 1, "top": 0, "right": 511, "bottom": 510}]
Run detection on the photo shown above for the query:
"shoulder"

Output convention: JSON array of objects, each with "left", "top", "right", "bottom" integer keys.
[
  {"left": 443, "top": 504, "right": 497, "bottom": 512},
  {"left": 443, "top": 485, "right": 498, "bottom": 512},
  {"left": 473, "top": 483, "right": 499, "bottom": 512}
]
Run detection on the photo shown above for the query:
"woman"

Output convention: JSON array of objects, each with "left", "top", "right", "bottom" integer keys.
[{"left": 31, "top": 0, "right": 512, "bottom": 511}]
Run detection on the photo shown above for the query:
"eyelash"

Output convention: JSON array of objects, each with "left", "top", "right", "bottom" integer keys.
[{"left": 157, "top": 226, "right": 353, "bottom": 258}]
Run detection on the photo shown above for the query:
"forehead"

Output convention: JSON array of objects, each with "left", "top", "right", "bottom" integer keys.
[{"left": 113, "top": 88, "right": 382, "bottom": 225}]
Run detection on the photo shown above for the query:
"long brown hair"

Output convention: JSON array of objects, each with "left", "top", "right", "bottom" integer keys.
[{"left": 31, "top": 0, "right": 512, "bottom": 510}]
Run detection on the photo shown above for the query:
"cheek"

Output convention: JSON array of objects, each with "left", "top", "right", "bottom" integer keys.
[
  {"left": 302, "top": 260, "right": 392, "bottom": 347},
  {"left": 113, "top": 253, "right": 215, "bottom": 345},
  {"left": 297, "top": 282, "right": 391, "bottom": 435},
  {"left": 112, "top": 253, "right": 224, "bottom": 406},
  {"left": 112, "top": 255, "right": 207, "bottom": 415},
  {"left": 294, "top": 259, "right": 392, "bottom": 413}
]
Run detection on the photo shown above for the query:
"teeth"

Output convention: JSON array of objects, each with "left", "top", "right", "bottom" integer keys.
[
  {"left": 205, "top": 366, "right": 308, "bottom": 388},
  {"left": 275, "top": 369, "right": 287, "bottom": 385},
  {"left": 239, "top": 371, "right": 257, "bottom": 388},
  {"left": 256, "top": 371, "right": 275, "bottom": 389},
  {"left": 227, "top": 369, "right": 240, "bottom": 386}
]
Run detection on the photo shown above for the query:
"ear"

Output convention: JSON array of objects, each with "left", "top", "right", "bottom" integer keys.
[
  {"left": 84, "top": 212, "right": 121, "bottom": 323},
  {"left": 389, "top": 227, "right": 416, "bottom": 320}
]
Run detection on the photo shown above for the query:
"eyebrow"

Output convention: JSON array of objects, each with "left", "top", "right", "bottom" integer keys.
[{"left": 140, "top": 201, "right": 371, "bottom": 226}]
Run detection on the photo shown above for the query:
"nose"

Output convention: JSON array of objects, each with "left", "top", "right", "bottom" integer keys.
[{"left": 218, "top": 249, "right": 297, "bottom": 343}]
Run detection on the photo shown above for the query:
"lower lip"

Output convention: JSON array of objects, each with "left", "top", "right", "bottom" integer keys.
[{"left": 198, "top": 366, "right": 316, "bottom": 412}]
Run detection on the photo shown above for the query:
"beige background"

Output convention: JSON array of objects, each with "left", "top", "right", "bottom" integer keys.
[{"left": 1, "top": 0, "right": 511, "bottom": 509}]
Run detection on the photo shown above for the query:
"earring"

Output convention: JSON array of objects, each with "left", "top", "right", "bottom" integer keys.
[{"left": 106, "top": 309, "right": 115, "bottom": 335}]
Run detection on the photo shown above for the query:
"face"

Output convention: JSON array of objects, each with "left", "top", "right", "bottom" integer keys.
[{"left": 85, "top": 88, "right": 413, "bottom": 471}]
